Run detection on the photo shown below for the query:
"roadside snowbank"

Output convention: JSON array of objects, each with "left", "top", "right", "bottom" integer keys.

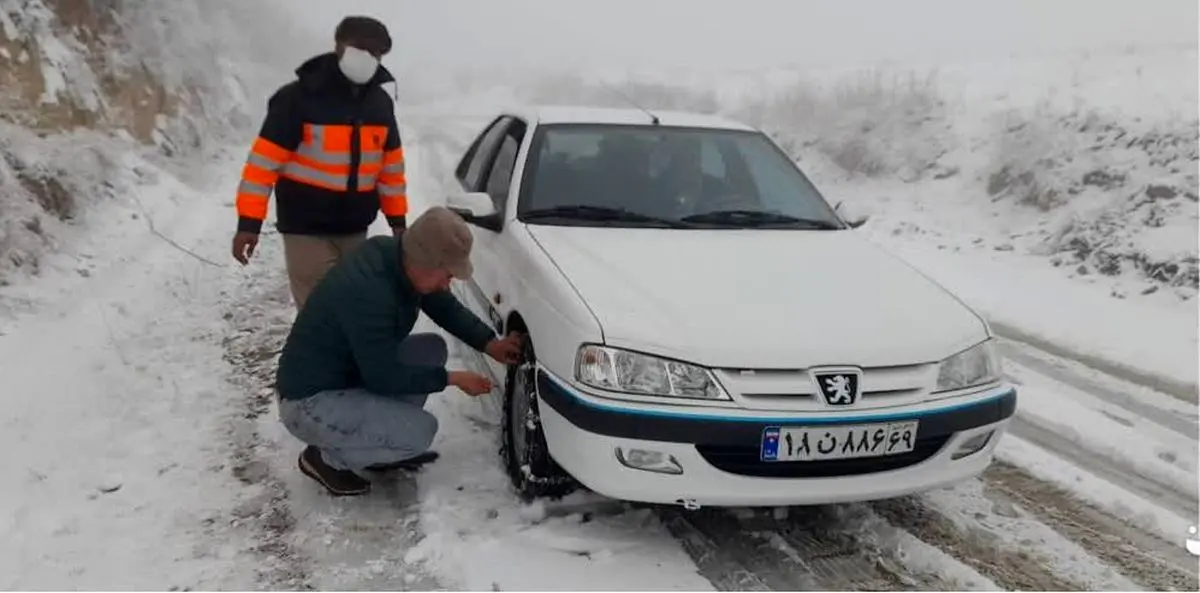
[
  {"left": 868, "top": 229, "right": 1198, "bottom": 396},
  {"left": 0, "top": 0, "right": 298, "bottom": 296},
  {"left": 0, "top": 149, "right": 262, "bottom": 589}
]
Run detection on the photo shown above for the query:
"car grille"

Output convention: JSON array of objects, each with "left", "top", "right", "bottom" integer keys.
[
  {"left": 711, "top": 363, "right": 936, "bottom": 412},
  {"left": 694, "top": 434, "right": 950, "bottom": 478}
]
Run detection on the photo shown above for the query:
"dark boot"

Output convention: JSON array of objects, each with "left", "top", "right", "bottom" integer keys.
[
  {"left": 366, "top": 450, "right": 440, "bottom": 472},
  {"left": 298, "top": 445, "right": 371, "bottom": 496}
]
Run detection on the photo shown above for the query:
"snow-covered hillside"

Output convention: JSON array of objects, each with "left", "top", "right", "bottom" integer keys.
[
  {"left": 519, "top": 44, "right": 1199, "bottom": 300},
  {"left": 0, "top": 0, "right": 300, "bottom": 308}
]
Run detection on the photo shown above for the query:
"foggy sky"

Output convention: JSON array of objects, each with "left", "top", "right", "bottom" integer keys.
[{"left": 281, "top": 0, "right": 1197, "bottom": 73}]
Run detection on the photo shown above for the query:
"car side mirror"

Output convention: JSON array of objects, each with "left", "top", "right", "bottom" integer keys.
[
  {"left": 446, "top": 191, "right": 503, "bottom": 232},
  {"left": 447, "top": 191, "right": 496, "bottom": 218},
  {"left": 834, "top": 201, "right": 869, "bottom": 229}
]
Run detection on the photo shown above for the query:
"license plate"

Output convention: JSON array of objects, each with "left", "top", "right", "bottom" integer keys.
[{"left": 760, "top": 420, "right": 919, "bottom": 462}]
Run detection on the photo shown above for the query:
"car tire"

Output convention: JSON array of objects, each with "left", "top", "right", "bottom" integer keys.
[{"left": 500, "top": 337, "right": 578, "bottom": 502}]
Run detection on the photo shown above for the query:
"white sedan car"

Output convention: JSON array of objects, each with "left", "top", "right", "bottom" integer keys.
[{"left": 443, "top": 105, "right": 1016, "bottom": 508}]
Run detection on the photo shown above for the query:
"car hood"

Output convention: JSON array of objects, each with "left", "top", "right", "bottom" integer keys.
[{"left": 526, "top": 225, "right": 987, "bottom": 369}]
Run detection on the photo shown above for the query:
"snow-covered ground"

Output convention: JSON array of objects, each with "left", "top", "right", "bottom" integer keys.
[
  {"left": 0, "top": 9, "right": 1195, "bottom": 587},
  {"left": 0, "top": 145, "right": 263, "bottom": 589}
]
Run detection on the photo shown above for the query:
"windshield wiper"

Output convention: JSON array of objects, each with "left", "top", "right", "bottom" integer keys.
[
  {"left": 522, "top": 205, "right": 689, "bottom": 228},
  {"left": 680, "top": 209, "right": 844, "bottom": 229}
]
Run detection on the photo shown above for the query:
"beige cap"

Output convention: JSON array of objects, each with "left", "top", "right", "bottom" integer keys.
[{"left": 401, "top": 206, "right": 474, "bottom": 279}]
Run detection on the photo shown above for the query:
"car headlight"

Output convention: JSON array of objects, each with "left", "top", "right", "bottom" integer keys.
[
  {"left": 575, "top": 344, "right": 730, "bottom": 400},
  {"left": 935, "top": 339, "right": 1002, "bottom": 392}
]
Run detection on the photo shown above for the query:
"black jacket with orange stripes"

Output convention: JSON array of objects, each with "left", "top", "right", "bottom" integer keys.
[{"left": 236, "top": 52, "right": 408, "bottom": 236}]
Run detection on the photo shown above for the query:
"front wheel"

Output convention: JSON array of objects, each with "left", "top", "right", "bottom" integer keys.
[{"left": 500, "top": 338, "right": 578, "bottom": 501}]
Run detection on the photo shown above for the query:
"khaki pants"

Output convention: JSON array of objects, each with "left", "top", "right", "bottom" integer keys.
[{"left": 282, "top": 232, "right": 367, "bottom": 309}]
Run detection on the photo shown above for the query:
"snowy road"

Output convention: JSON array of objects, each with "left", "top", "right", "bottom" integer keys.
[{"left": 1, "top": 109, "right": 1196, "bottom": 591}]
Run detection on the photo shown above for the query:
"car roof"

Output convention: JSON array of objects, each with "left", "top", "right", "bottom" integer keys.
[{"left": 502, "top": 104, "right": 757, "bottom": 132}]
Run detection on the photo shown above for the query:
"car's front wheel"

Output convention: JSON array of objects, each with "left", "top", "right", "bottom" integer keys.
[{"left": 501, "top": 338, "right": 578, "bottom": 501}]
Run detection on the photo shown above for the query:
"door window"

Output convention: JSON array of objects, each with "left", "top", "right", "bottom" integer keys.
[{"left": 457, "top": 116, "right": 512, "bottom": 190}]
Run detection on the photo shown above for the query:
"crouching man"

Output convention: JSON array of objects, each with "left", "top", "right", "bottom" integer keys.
[{"left": 274, "top": 206, "right": 523, "bottom": 496}]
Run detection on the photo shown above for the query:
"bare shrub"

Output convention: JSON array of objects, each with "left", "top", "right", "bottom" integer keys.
[
  {"left": 984, "top": 105, "right": 1068, "bottom": 210},
  {"left": 523, "top": 72, "right": 721, "bottom": 114},
  {"left": 743, "top": 68, "right": 951, "bottom": 179}
]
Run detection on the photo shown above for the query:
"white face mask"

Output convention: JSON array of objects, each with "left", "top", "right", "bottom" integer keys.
[{"left": 339, "top": 46, "right": 379, "bottom": 85}]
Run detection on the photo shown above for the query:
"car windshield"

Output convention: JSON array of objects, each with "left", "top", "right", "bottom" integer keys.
[{"left": 516, "top": 124, "right": 845, "bottom": 229}]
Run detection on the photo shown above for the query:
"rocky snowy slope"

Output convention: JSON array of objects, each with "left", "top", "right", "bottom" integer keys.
[{"left": 0, "top": 0, "right": 297, "bottom": 307}]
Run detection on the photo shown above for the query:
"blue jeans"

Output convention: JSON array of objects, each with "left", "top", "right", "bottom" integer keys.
[{"left": 278, "top": 333, "right": 447, "bottom": 475}]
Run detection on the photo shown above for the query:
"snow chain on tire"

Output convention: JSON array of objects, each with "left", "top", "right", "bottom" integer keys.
[{"left": 500, "top": 348, "right": 577, "bottom": 498}]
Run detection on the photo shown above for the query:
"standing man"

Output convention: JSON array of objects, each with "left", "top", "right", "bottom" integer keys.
[
  {"left": 231, "top": 15, "right": 409, "bottom": 309},
  {"left": 275, "top": 207, "right": 524, "bottom": 496}
]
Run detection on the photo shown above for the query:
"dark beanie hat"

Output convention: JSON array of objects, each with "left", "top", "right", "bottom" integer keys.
[{"left": 335, "top": 16, "right": 392, "bottom": 55}]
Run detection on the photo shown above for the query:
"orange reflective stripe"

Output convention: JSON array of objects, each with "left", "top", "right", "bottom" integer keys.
[
  {"left": 236, "top": 134, "right": 286, "bottom": 220},
  {"left": 282, "top": 124, "right": 397, "bottom": 192},
  {"left": 383, "top": 147, "right": 404, "bottom": 166},
  {"left": 251, "top": 137, "right": 292, "bottom": 164},
  {"left": 379, "top": 161, "right": 406, "bottom": 189},
  {"left": 236, "top": 192, "right": 269, "bottom": 219},
  {"left": 380, "top": 194, "right": 408, "bottom": 216},
  {"left": 361, "top": 125, "right": 388, "bottom": 153},
  {"left": 305, "top": 123, "right": 353, "bottom": 152},
  {"left": 239, "top": 135, "right": 289, "bottom": 191},
  {"left": 241, "top": 161, "right": 279, "bottom": 186}
]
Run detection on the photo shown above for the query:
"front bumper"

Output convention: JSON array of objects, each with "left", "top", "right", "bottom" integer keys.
[{"left": 536, "top": 369, "right": 1017, "bottom": 507}]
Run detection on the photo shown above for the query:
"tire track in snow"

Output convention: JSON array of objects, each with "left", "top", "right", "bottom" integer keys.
[
  {"left": 989, "top": 321, "right": 1198, "bottom": 404},
  {"left": 771, "top": 507, "right": 950, "bottom": 590},
  {"left": 984, "top": 461, "right": 1200, "bottom": 591},
  {"left": 998, "top": 335, "right": 1198, "bottom": 520},
  {"left": 659, "top": 505, "right": 966, "bottom": 591},
  {"left": 893, "top": 474, "right": 1143, "bottom": 590},
  {"left": 220, "top": 275, "right": 313, "bottom": 590},
  {"left": 1006, "top": 417, "right": 1197, "bottom": 519},
  {"left": 657, "top": 509, "right": 772, "bottom": 591},
  {"left": 871, "top": 495, "right": 1086, "bottom": 591},
  {"left": 894, "top": 334, "right": 1199, "bottom": 590},
  {"left": 998, "top": 338, "right": 1198, "bottom": 440}
]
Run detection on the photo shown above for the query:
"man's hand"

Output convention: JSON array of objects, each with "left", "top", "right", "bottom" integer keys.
[
  {"left": 448, "top": 370, "right": 493, "bottom": 396},
  {"left": 232, "top": 231, "right": 259, "bottom": 265},
  {"left": 485, "top": 332, "right": 525, "bottom": 365}
]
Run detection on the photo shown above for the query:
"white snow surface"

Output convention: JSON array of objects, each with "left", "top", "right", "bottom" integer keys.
[
  {"left": 0, "top": 147, "right": 261, "bottom": 589},
  {"left": 875, "top": 233, "right": 1198, "bottom": 391}
]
